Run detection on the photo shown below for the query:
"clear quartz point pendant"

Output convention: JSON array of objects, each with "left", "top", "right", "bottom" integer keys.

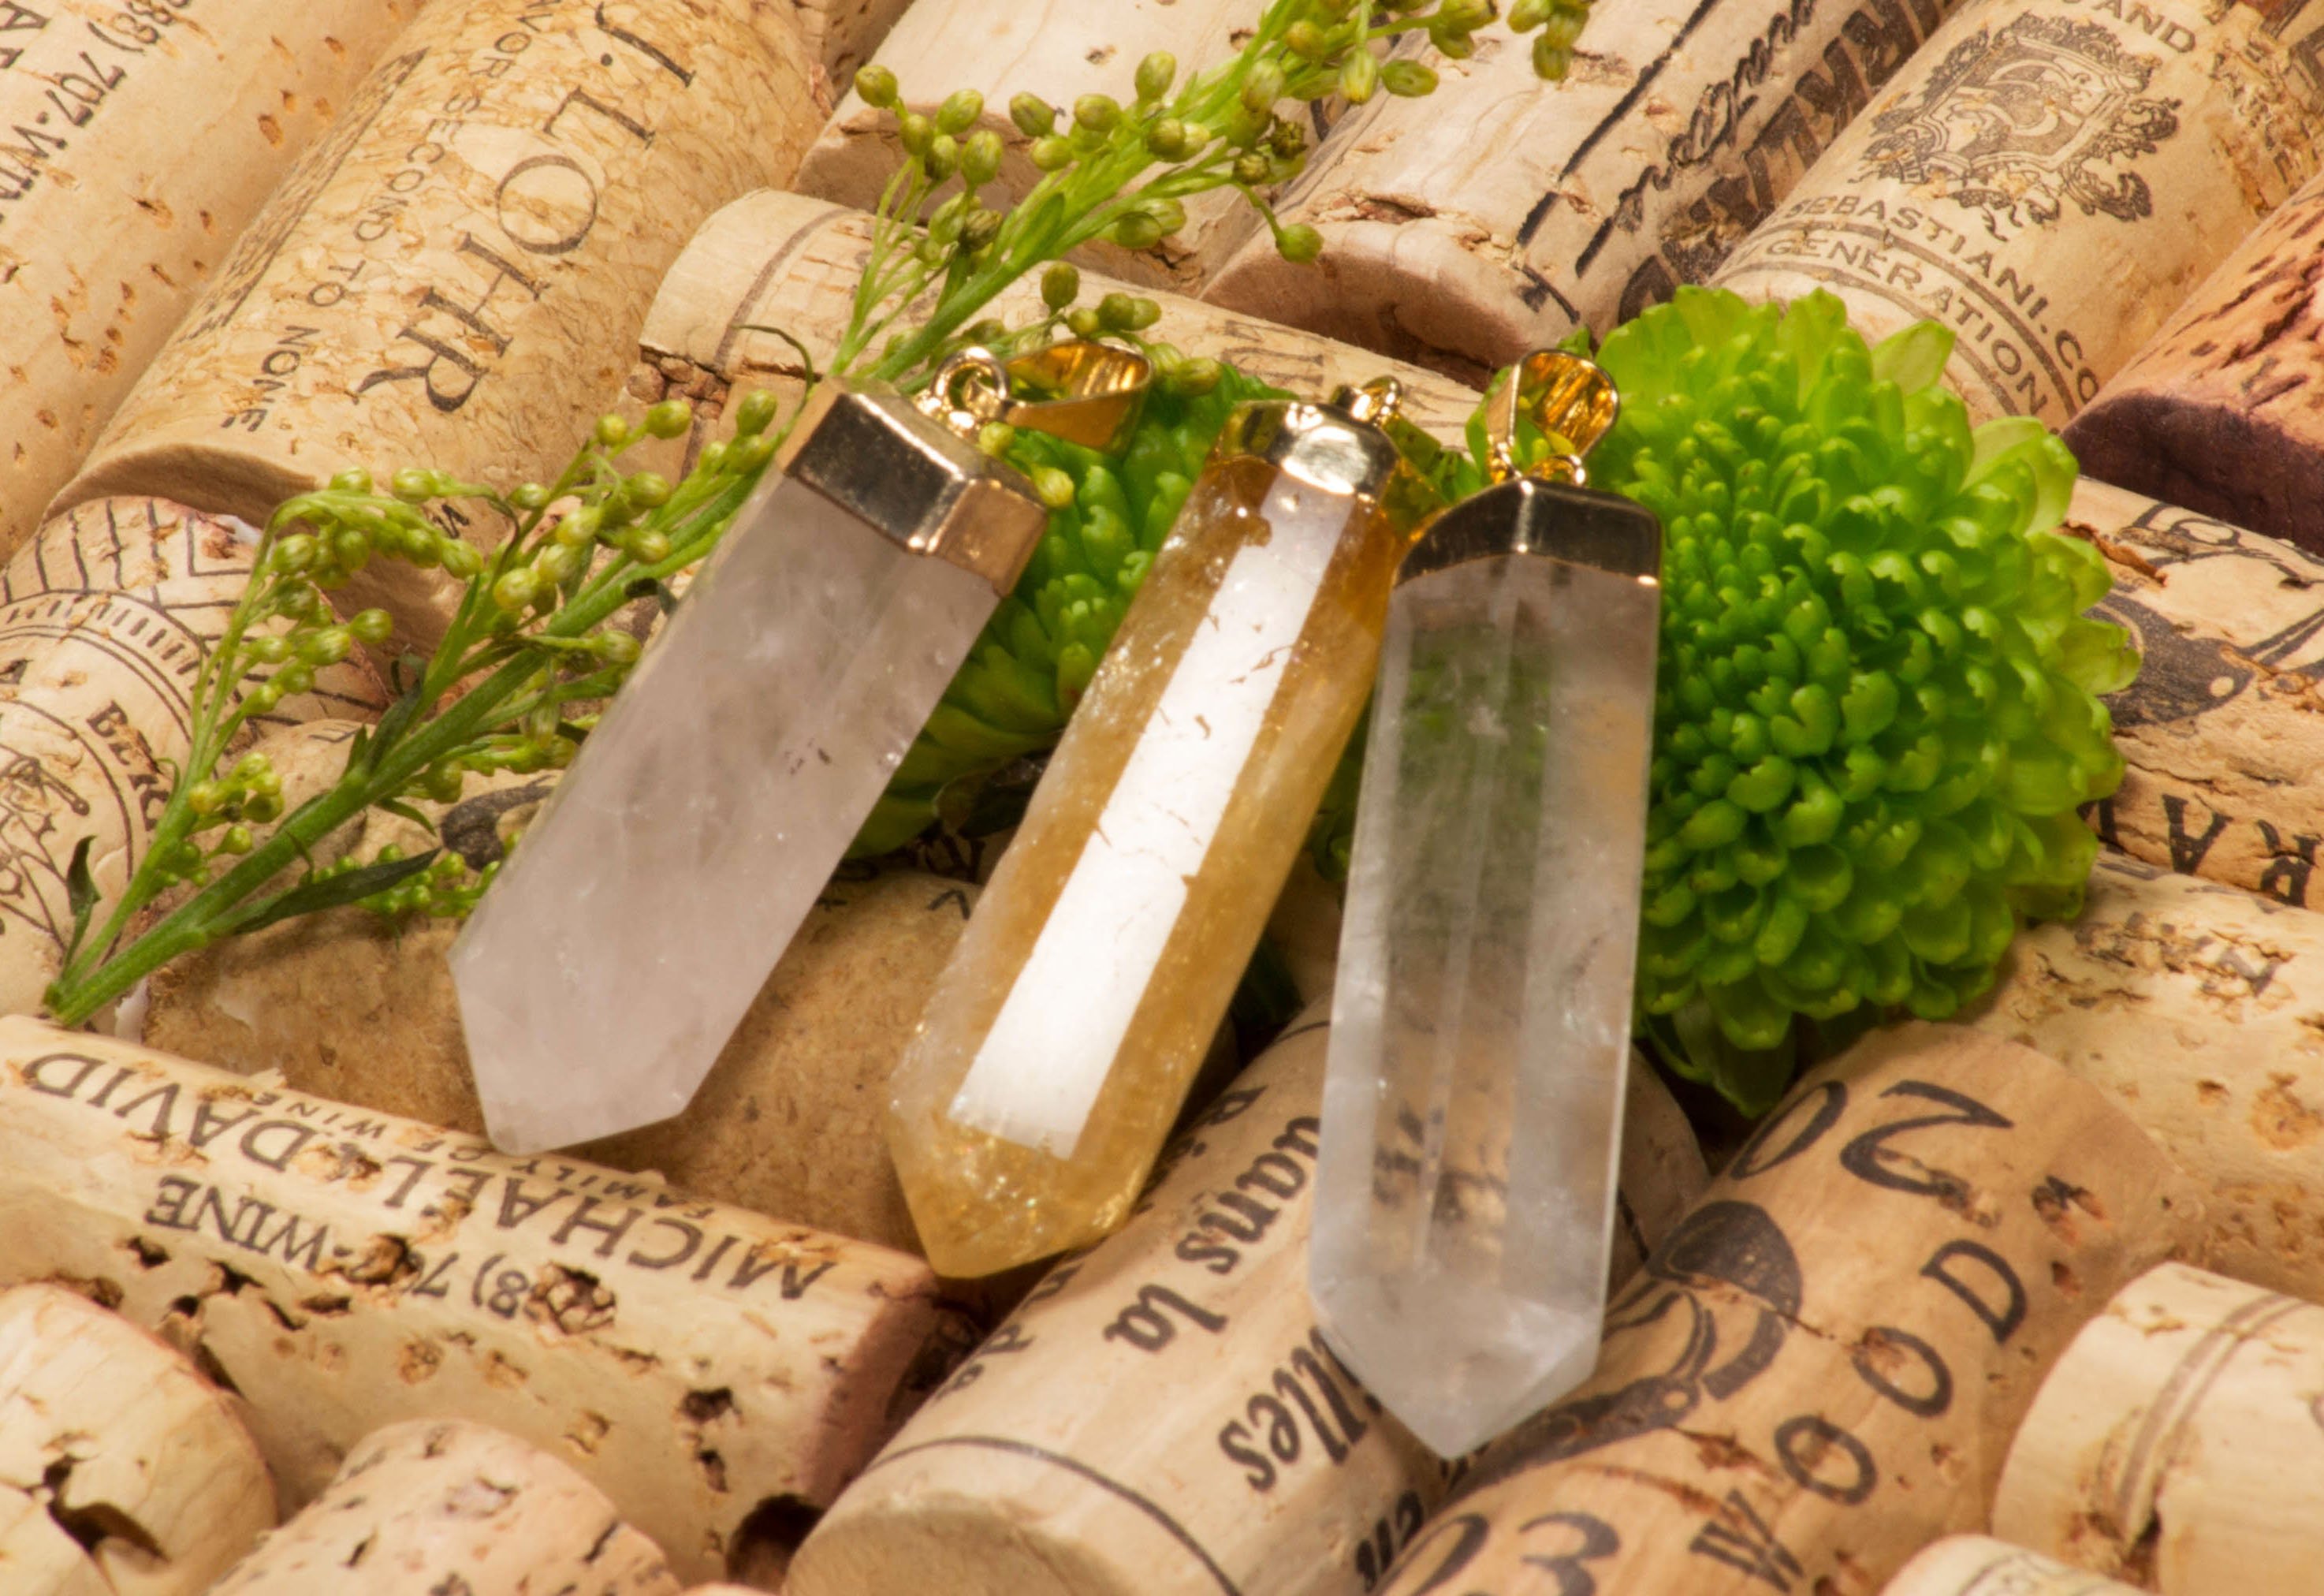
[
  {"left": 450, "top": 344, "right": 1146, "bottom": 1154},
  {"left": 1310, "top": 352, "right": 1664, "bottom": 1457}
]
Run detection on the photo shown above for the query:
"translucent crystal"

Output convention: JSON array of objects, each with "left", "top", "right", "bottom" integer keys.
[
  {"left": 452, "top": 475, "right": 998, "bottom": 1154},
  {"left": 1312, "top": 546, "right": 1660, "bottom": 1457},
  {"left": 888, "top": 453, "right": 1409, "bottom": 1277}
]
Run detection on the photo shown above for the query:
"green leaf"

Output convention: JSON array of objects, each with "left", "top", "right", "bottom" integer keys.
[
  {"left": 227, "top": 850, "right": 441, "bottom": 938},
  {"left": 1868, "top": 320, "right": 1955, "bottom": 395},
  {"left": 376, "top": 799, "right": 436, "bottom": 832}
]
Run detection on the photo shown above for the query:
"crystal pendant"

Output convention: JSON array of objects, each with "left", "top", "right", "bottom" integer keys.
[
  {"left": 887, "top": 383, "right": 1442, "bottom": 1278},
  {"left": 452, "top": 345, "right": 1146, "bottom": 1154},
  {"left": 1309, "top": 353, "right": 1663, "bottom": 1457}
]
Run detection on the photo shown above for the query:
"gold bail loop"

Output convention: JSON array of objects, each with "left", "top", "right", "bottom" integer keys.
[
  {"left": 916, "top": 340, "right": 1154, "bottom": 455},
  {"left": 1487, "top": 349, "right": 1620, "bottom": 487}
]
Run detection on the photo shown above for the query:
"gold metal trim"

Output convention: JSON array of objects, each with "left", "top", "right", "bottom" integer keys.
[
  {"left": 1485, "top": 349, "right": 1620, "bottom": 487},
  {"left": 911, "top": 340, "right": 1153, "bottom": 454},
  {"left": 1215, "top": 382, "right": 1444, "bottom": 535}
]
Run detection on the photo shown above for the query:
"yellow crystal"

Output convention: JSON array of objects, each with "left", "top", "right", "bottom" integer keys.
[{"left": 888, "top": 452, "right": 1410, "bottom": 1277}]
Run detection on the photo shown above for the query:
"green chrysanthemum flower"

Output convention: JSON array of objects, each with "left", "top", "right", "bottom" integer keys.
[
  {"left": 1586, "top": 288, "right": 2136, "bottom": 1109},
  {"left": 852, "top": 365, "right": 1287, "bottom": 856}
]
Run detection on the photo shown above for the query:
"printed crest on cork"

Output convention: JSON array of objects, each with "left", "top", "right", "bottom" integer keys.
[
  {"left": 0, "top": 498, "right": 384, "bottom": 1014},
  {"left": 1709, "top": 0, "right": 2324, "bottom": 423}
]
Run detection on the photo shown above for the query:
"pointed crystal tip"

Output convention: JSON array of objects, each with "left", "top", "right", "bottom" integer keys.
[{"left": 1310, "top": 1263, "right": 1602, "bottom": 1456}]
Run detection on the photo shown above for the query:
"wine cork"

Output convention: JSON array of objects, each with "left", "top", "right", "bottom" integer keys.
[
  {"left": 791, "top": 0, "right": 911, "bottom": 83},
  {"left": 620, "top": 190, "right": 1484, "bottom": 479},
  {"left": 0, "top": 1019, "right": 941, "bottom": 1585},
  {"left": 1882, "top": 1537, "right": 2144, "bottom": 1595},
  {"left": 143, "top": 786, "right": 978, "bottom": 1257},
  {"left": 1708, "top": 0, "right": 2324, "bottom": 425},
  {"left": 55, "top": 0, "right": 820, "bottom": 652},
  {"left": 0, "top": 0, "right": 419, "bottom": 561},
  {"left": 795, "top": 0, "right": 1272, "bottom": 291},
  {"left": 785, "top": 1005, "right": 1709, "bottom": 1596},
  {"left": 0, "top": 498, "right": 385, "bottom": 1017},
  {"left": 2062, "top": 171, "right": 2324, "bottom": 554},
  {"left": 2062, "top": 477, "right": 2324, "bottom": 908},
  {"left": 0, "top": 1281, "right": 273, "bottom": 1595},
  {"left": 1204, "top": 0, "right": 1961, "bottom": 380},
  {"left": 1964, "top": 852, "right": 2324, "bottom": 1299},
  {"left": 209, "top": 1419, "right": 674, "bottom": 1595},
  {"left": 1360, "top": 1021, "right": 2189, "bottom": 1596},
  {"left": 1993, "top": 1262, "right": 2324, "bottom": 1589}
]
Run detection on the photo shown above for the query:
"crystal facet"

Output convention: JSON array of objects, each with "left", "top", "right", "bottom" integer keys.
[
  {"left": 1311, "top": 480, "right": 1663, "bottom": 1457},
  {"left": 453, "top": 473, "right": 1006, "bottom": 1154},
  {"left": 888, "top": 443, "right": 1416, "bottom": 1278}
]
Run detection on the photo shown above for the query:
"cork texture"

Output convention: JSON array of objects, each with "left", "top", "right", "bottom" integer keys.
[
  {"left": 1205, "top": 0, "right": 1962, "bottom": 382},
  {"left": 0, "top": 498, "right": 385, "bottom": 1017},
  {"left": 1995, "top": 1262, "right": 2324, "bottom": 1590},
  {"left": 2064, "top": 167, "right": 2324, "bottom": 554},
  {"left": 1710, "top": 0, "right": 2324, "bottom": 423},
  {"left": 0, "top": 1017, "right": 943, "bottom": 1586},
  {"left": 1881, "top": 1536, "right": 2144, "bottom": 1595},
  {"left": 2066, "top": 476, "right": 2324, "bottom": 909},
  {"left": 1362, "top": 1022, "right": 2190, "bottom": 1596},
  {"left": 0, "top": 0, "right": 419, "bottom": 560},
  {"left": 55, "top": 0, "right": 821, "bottom": 652},
  {"left": 0, "top": 1281, "right": 274, "bottom": 1595},
  {"left": 208, "top": 1419, "right": 676, "bottom": 1595},
  {"left": 1965, "top": 852, "right": 2324, "bottom": 1298},
  {"left": 788, "top": 1006, "right": 1709, "bottom": 1596}
]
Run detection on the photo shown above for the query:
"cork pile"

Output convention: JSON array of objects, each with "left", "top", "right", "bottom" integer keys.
[{"left": 1, "top": 0, "right": 2323, "bottom": 1590}]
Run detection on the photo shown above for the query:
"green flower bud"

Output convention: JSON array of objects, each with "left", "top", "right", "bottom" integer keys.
[
  {"left": 935, "top": 88, "right": 984, "bottom": 136},
  {"left": 732, "top": 390, "right": 780, "bottom": 437},
  {"left": 1381, "top": 59, "right": 1439, "bottom": 95},
  {"left": 244, "top": 635, "right": 291, "bottom": 665},
  {"left": 1429, "top": 24, "right": 1477, "bottom": 58},
  {"left": 441, "top": 539, "right": 484, "bottom": 580},
  {"left": 1142, "top": 196, "right": 1187, "bottom": 237},
  {"left": 333, "top": 528, "right": 372, "bottom": 572},
  {"left": 1041, "top": 261, "right": 1082, "bottom": 310},
  {"left": 596, "top": 629, "right": 642, "bottom": 666},
  {"left": 978, "top": 420, "right": 1019, "bottom": 457},
  {"left": 1066, "top": 306, "right": 1104, "bottom": 338},
  {"left": 731, "top": 432, "right": 778, "bottom": 473},
  {"left": 1442, "top": 0, "right": 1496, "bottom": 28},
  {"left": 1533, "top": 32, "right": 1572, "bottom": 76},
  {"left": 328, "top": 468, "right": 373, "bottom": 494},
  {"left": 1340, "top": 50, "right": 1380, "bottom": 102},
  {"left": 1276, "top": 222, "right": 1324, "bottom": 263},
  {"left": 1285, "top": 20, "right": 1331, "bottom": 58},
  {"left": 270, "top": 533, "right": 317, "bottom": 573},
  {"left": 1134, "top": 50, "right": 1176, "bottom": 101},
  {"left": 493, "top": 569, "right": 538, "bottom": 611},
  {"left": 1145, "top": 116, "right": 1190, "bottom": 159},
  {"left": 1110, "top": 212, "right": 1164, "bottom": 251},
  {"left": 1032, "top": 467, "right": 1077, "bottom": 509},
  {"left": 1508, "top": 0, "right": 1552, "bottom": 26},
  {"left": 958, "top": 209, "right": 1000, "bottom": 252},
  {"left": 697, "top": 441, "right": 730, "bottom": 475},
  {"left": 423, "top": 766, "right": 464, "bottom": 804},
  {"left": 1029, "top": 135, "right": 1074, "bottom": 171},
  {"left": 629, "top": 528, "right": 674, "bottom": 564},
  {"left": 185, "top": 780, "right": 225, "bottom": 817},
  {"left": 1097, "top": 292, "right": 1140, "bottom": 331},
  {"left": 534, "top": 543, "right": 581, "bottom": 585},
  {"left": 1010, "top": 92, "right": 1056, "bottom": 137},
  {"left": 594, "top": 414, "right": 631, "bottom": 449},
  {"left": 624, "top": 471, "right": 672, "bottom": 510},
  {"left": 923, "top": 132, "right": 960, "bottom": 181},
  {"left": 1540, "top": 4, "right": 1588, "bottom": 47},
  {"left": 511, "top": 482, "right": 552, "bottom": 511},
  {"left": 642, "top": 398, "right": 693, "bottom": 439},
  {"left": 297, "top": 626, "right": 352, "bottom": 666},
  {"left": 963, "top": 129, "right": 1005, "bottom": 186},
  {"left": 897, "top": 110, "right": 933, "bottom": 156},
  {"left": 1241, "top": 61, "right": 1286, "bottom": 112},
  {"left": 1233, "top": 151, "right": 1272, "bottom": 185},
  {"left": 1074, "top": 92, "right": 1120, "bottom": 132},
  {"left": 964, "top": 319, "right": 1009, "bottom": 346},
  {"left": 390, "top": 467, "right": 435, "bottom": 502},
  {"left": 1172, "top": 356, "right": 1224, "bottom": 396},
  {"left": 274, "top": 662, "right": 314, "bottom": 698},
  {"left": 220, "top": 825, "right": 255, "bottom": 855},
  {"left": 376, "top": 843, "right": 407, "bottom": 866},
  {"left": 553, "top": 506, "right": 601, "bottom": 547},
  {"left": 348, "top": 608, "right": 393, "bottom": 647},
  {"left": 854, "top": 63, "right": 899, "bottom": 108}
]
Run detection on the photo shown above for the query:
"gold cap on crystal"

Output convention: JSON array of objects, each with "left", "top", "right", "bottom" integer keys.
[
  {"left": 778, "top": 341, "right": 1151, "bottom": 596},
  {"left": 1214, "top": 376, "right": 1445, "bottom": 535}
]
